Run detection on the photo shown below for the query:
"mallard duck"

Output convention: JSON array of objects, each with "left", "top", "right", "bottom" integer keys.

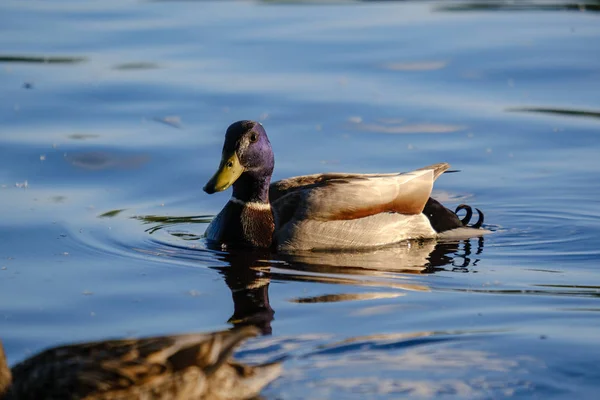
[
  {"left": 0, "top": 326, "right": 281, "bottom": 400},
  {"left": 203, "top": 120, "right": 488, "bottom": 251}
]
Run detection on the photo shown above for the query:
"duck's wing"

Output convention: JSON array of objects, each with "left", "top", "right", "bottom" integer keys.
[
  {"left": 270, "top": 163, "right": 450, "bottom": 226},
  {"left": 8, "top": 327, "right": 266, "bottom": 399},
  {"left": 270, "top": 172, "right": 396, "bottom": 203}
]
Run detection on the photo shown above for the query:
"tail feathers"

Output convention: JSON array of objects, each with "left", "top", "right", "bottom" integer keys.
[
  {"left": 455, "top": 204, "right": 484, "bottom": 228},
  {"left": 417, "top": 163, "right": 450, "bottom": 181},
  {"left": 424, "top": 198, "right": 485, "bottom": 233}
]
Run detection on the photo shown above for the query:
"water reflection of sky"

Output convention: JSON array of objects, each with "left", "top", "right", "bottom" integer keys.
[{"left": 1, "top": 0, "right": 600, "bottom": 398}]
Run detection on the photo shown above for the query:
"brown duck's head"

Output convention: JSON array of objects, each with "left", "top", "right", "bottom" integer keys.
[{"left": 203, "top": 120, "right": 274, "bottom": 195}]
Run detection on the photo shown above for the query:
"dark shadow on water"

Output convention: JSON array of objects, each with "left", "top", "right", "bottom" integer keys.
[
  {"left": 99, "top": 209, "right": 127, "bottom": 218},
  {"left": 434, "top": 1, "right": 600, "bottom": 13},
  {"left": 112, "top": 62, "right": 160, "bottom": 71},
  {"left": 147, "top": 0, "right": 600, "bottom": 12},
  {"left": 134, "top": 214, "right": 213, "bottom": 234},
  {"left": 507, "top": 107, "right": 600, "bottom": 120},
  {"left": 65, "top": 152, "right": 150, "bottom": 171},
  {"left": 209, "top": 248, "right": 276, "bottom": 335},
  {"left": 0, "top": 55, "right": 87, "bottom": 64}
]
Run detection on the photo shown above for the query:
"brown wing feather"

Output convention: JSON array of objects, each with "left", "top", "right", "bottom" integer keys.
[
  {"left": 269, "top": 163, "right": 450, "bottom": 202},
  {"left": 269, "top": 172, "right": 398, "bottom": 203},
  {"left": 271, "top": 164, "right": 449, "bottom": 224}
]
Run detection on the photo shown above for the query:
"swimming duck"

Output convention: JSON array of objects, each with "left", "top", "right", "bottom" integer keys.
[
  {"left": 0, "top": 326, "right": 281, "bottom": 400},
  {"left": 203, "top": 120, "right": 487, "bottom": 251}
]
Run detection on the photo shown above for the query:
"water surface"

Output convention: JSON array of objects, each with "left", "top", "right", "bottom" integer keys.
[{"left": 1, "top": 0, "right": 600, "bottom": 398}]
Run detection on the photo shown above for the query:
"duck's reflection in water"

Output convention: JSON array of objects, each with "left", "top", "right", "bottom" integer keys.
[
  {"left": 206, "top": 237, "right": 485, "bottom": 334},
  {"left": 0, "top": 327, "right": 281, "bottom": 400},
  {"left": 275, "top": 236, "right": 484, "bottom": 277},
  {"left": 424, "top": 236, "right": 485, "bottom": 274},
  {"left": 209, "top": 248, "right": 275, "bottom": 335}
]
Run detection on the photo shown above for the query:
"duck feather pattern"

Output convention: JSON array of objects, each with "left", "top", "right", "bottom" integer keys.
[{"left": 203, "top": 121, "right": 489, "bottom": 251}]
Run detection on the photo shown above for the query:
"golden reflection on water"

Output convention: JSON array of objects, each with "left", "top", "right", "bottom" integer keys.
[
  {"left": 126, "top": 213, "right": 485, "bottom": 333},
  {"left": 278, "top": 240, "right": 437, "bottom": 274},
  {"left": 206, "top": 238, "right": 483, "bottom": 333},
  {"left": 290, "top": 292, "right": 405, "bottom": 304}
]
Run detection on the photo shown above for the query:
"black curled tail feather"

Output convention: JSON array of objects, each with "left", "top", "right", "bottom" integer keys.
[
  {"left": 454, "top": 204, "right": 473, "bottom": 226},
  {"left": 423, "top": 198, "right": 485, "bottom": 233},
  {"left": 472, "top": 208, "right": 484, "bottom": 228},
  {"left": 455, "top": 204, "right": 484, "bottom": 229}
]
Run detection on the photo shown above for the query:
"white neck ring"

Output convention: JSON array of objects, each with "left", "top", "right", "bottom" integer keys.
[{"left": 230, "top": 197, "right": 271, "bottom": 210}]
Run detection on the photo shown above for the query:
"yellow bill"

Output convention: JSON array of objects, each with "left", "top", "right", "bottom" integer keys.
[{"left": 203, "top": 152, "right": 244, "bottom": 194}]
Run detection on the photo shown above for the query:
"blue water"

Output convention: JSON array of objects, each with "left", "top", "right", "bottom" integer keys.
[{"left": 1, "top": 0, "right": 600, "bottom": 398}]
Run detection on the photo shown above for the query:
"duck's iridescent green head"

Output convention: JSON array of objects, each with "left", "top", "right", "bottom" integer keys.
[{"left": 203, "top": 120, "right": 274, "bottom": 196}]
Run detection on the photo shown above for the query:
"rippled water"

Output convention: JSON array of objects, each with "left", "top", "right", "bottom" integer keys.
[{"left": 1, "top": 0, "right": 600, "bottom": 398}]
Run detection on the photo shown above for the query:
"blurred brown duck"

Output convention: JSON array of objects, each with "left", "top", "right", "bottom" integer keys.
[
  {"left": 203, "top": 120, "right": 488, "bottom": 251},
  {"left": 0, "top": 326, "right": 280, "bottom": 400}
]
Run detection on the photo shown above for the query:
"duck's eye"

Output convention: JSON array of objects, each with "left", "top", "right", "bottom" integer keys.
[
  {"left": 227, "top": 160, "right": 234, "bottom": 168},
  {"left": 249, "top": 133, "right": 258, "bottom": 143}
]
